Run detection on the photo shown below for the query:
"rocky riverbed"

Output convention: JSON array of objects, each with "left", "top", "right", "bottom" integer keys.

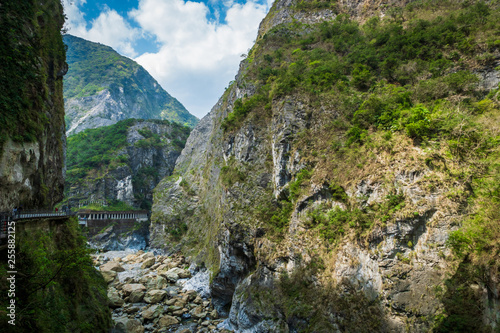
[{"left": 94, "top": 250, "right": 231, "bottom": 333}]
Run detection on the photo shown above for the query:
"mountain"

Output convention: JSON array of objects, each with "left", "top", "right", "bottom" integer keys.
[
  {"left": 150, "top": 0, "right": 500, "bottom": 331},
  {"left": 63, "top": 35, "right": 198, "bottom": 135},
  {"left": 64, "top": 119, "right": 190, "bottom": 210}
]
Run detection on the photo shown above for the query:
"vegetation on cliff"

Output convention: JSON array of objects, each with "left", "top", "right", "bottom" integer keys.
[
  {"left": 0, "top": 0, "right": 66, "bottom": 153},
  {"left": 65, "top": 118, "right": 190, "bottom": 209},
  {"left": 0, "top": 218, "right": 111, "bottom": 332},
  {"left": 223, "top": 0, "right": 500, "bottom": 330},
  {"left": 152, "top": 0, "right": 500, "bottom": 331}
]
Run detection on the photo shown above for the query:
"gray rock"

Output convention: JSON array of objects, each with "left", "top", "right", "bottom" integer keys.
[
  {"left": 158, "top": 315, "right": 180, "bottom": 327},
  {"left": 144, "top": 289, "right": 167, "bottom": 304},
  {"left": 100, "top": 261, "right": 126, "bottom": 272},
  {"left": 107, "top": 288, "right": 124, "bottom": 308}
]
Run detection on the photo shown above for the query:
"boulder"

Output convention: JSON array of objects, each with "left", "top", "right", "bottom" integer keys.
[
  {"left": 123, "top": 254, "right": 138, "bottom": 263},
  {"left": 146, "top": 276, "right": 167, "bottom": 290},
  {"left": 113, "top": 317, "right": 144, "bottom": 333},
  {"left": 128, "top": 289, "right": 145, "bottom": 303},
  {"left": 168, "top": 267, "right": 191, "bottom": 279},
  {"left": 101, "top": 269, "right": 117, "bottom": 283},
  {"left": 165, "top": 286, "right": 180, "bottom": 297},
  {"left": 185, "top": 290, "right": 197, "bottom": 301},
  {"left": 142, "top": 305, "right": 162, "bottom": 320},
  {"left": 144, "top": 289, "right": 167, "bottom": 304},
  {"left": 122, "top": 284, "right": 146, "bottom": 296},
  {"left": 156, "top": 264, "right": 169, "bottom": 274},
  {"left": 107, "top": 288, "right": 124, "bottom": 308},
  {"left": 141, "top": 257, "right": 155, "bottom": 269},
  {"left": 162, "top": 270, "right": 179, "bottom": 282},
  {"left": 100, "top": 261, "right": 125, "bottom": 272},
  {"left": 139, "top": 252, "right": 154, "bottom": 261},
  {"left": 158, "top": 315, "right": 179, "bottom": 327},
  {"left": 190, "top": 305, "right": 207, "bottom": 319}
]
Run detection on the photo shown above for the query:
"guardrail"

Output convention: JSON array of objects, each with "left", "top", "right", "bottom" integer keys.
[{"left": 0, "top": 210, "right": 75, "bottom": 240}]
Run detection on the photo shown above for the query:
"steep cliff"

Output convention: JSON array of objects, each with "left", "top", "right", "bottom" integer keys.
[
  {"left": 63, "top": 35, "right": 198, "bottom": 135},
  {"left": 0, "top": 0, "right": 66, "bottom": 211},
  {"left": 151, "top": 0, "right": 500, "bottom": 331},
  {"left": 65, "top": 119, "right": 190, "bottom": 210}
]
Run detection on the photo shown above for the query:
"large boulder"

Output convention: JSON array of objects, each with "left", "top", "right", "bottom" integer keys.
[
  {"left": 101, "top": 269, "right": 117, "bottom": 283},
  {"left": 122, "top": 284, "right": 146, "bottom": 296},
  {"left": 190, "top": 305, "right": 207, "bottom": 319},
  {"left": 139, "top": 252, "right": 154, "bottom": 261},
  {"left": 113, "top": 317, "right": 144, "bottom": 333},
  {"left": 144, "top": 289, "right": 167, "bottom": 304},
  {"left": 161, "top": 267, "right": 191, "bottom": 282},
  {"left": 158, "top": 315, "right": 179, "bottom": 327},
  {"left": 100, "top": 261, "right": 125, "bottom": 272},
  {"left": 108, "top": 288, "right": 124, "bottom": 308},
  {"left": 128, "top": 290, "right": 145, "bottom": 303},
  {"left": 141, "top": 257, "right": 155, "bottom": 269},
  {"left": 142, "top": 305, "right": 163, "bottom": 320},
  {"left": 146, "top": 276, "right": 167, "bottom": 290}
]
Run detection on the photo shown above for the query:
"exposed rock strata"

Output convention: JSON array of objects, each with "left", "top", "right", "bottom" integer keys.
[{"left": 151, "top": 0, "right": 500, "bottom": 331}]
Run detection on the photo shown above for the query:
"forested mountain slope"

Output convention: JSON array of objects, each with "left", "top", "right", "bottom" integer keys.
[
  {"left": 63, "top": 35, "right": 198, "bottom": 135},
  {"left": 64, "top": 119, "right": 190, "bottom": 210},
  {"left": 151, "top": 0, "right": 500, "bottom": 331}
]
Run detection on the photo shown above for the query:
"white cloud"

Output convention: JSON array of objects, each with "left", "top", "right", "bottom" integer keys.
[
  {"left": 62, "top": 1, "right": 139, "bottom": 57},
  {"left": 62, "top": 0, "right": 270, "bottom": 118},
  {"left": 131, "top": 0, "right": 268, "bottom": 117}
]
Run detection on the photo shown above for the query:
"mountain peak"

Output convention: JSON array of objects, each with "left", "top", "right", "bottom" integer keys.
[{"left": 63, "top": 34, "right": 198, "bottom": 135}]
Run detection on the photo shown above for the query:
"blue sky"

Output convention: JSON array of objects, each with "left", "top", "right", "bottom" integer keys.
[{"left": 62, "top": 0, "right": 272, "bottom": 118}]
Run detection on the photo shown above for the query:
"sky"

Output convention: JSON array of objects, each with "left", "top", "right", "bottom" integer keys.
[{"left": 62, "top": 0, "right": 272, "bottom": 118}]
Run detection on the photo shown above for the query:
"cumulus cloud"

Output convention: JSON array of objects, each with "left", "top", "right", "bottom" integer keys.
[
  {"left": 131, "top": 0, "right": 268, "bottom": 117},
  {"left": 62, "top": 0, "right": 139, "bottom": 57},
  {"left": 62, "top": 0, "right": 270, "bottom": 118}
]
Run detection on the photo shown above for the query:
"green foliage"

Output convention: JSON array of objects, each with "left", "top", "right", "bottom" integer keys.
[
  {"left": 66, "top": 119, "right": 134, "bottom": 182},
  {"left": 169, "top": 222, "right": 188, "bottom": 240},
  {"left": 294, "top": 0, "right": 338, "bottom": 11},
  {"left": 433, "top": 262, "right": 491, "bottom": 333},
  {"left": 247, "top": 265, "right": 384, "bottom": 332},
  {"left": 0, "top": 217, "right": 111, "bottom": 332},
  {"left": 222, "top": 94, "right": 269, "bottom": 131},
  {"left": 76, "top": 200, "right": 138, "bottom": 212},
  {"left": 220, "top": 161, "right": 246, "bottom": 187},
  {"left": 306, "top": 192, "right": 405, "bottom": 244},
  {"left": 0, "top": 0, "right": 66, "bottom": 155},
  {"left": 329, "top": 184, "right": 347, "bottom": 202},
  {"left": 289, "top": 168, "right": 312, "bottom": 201},
  {"left": 269, "top": 200, "right": 294, "bottom": 234}
]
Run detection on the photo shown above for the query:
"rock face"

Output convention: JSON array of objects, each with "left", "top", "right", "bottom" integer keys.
[
  {"left": 65, "top": 119, "right": 190, "bottom": 210},
  {"left": 63, "top": 35, "right": 197, "bottom": 135},
  {"left": 150, "top": 0, "right": 500, "bottom": 332},
  {"left": 0, "top": 0, "right": 66, "bottom": 211}
]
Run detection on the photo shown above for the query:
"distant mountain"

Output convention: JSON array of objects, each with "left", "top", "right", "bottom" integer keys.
[{"left": 63, "top": 35, "right": 197, "bottom": 135}]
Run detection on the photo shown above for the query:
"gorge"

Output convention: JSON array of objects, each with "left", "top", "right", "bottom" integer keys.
[{"left": 1, "top": 0, "right": 500, "bottom": 332}]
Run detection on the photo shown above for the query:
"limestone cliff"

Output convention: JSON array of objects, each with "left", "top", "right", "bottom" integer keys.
[
  {"left": 0, "top": 0, "right": 67, "bottom": 211},
  {"left": 63, "top": 35, "right": 198, "bottom": 135},
  {"left": 65, "top": 119, "right": 190, "bottom": 210},
  {"left": 151, "top": 0, "right": 500, "bottom": 331}
]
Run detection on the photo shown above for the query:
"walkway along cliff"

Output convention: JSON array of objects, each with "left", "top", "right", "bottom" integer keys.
[{"left": 150, "top": 0, "right": 500, "bottom": 331}]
